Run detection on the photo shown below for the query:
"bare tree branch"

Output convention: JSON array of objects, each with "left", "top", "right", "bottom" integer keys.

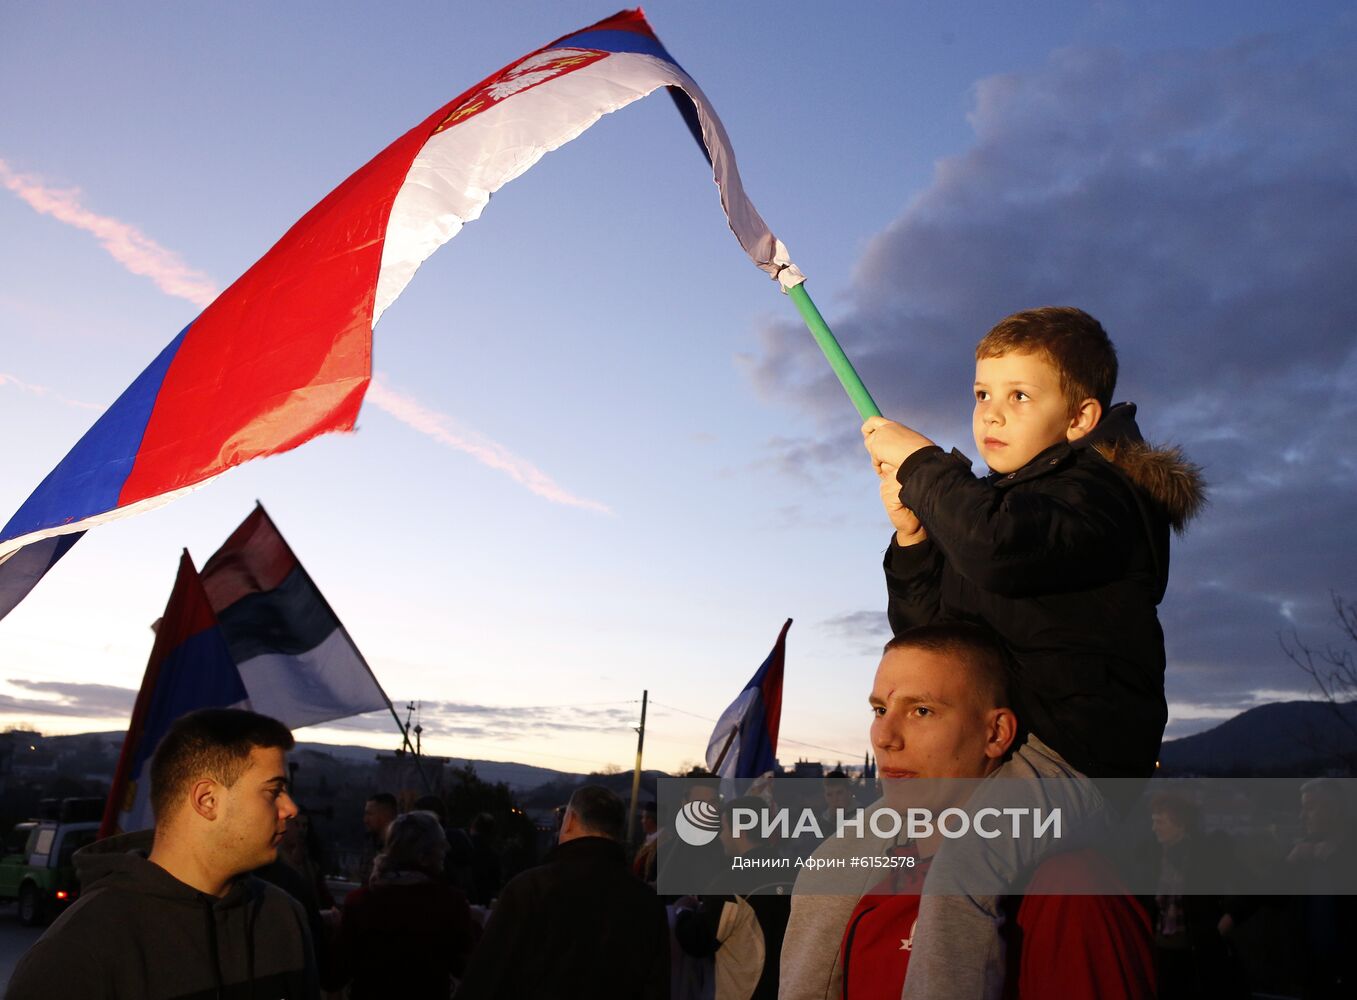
[{"left": 1281, "top": 593, "right": 1357, "bottom": 770}]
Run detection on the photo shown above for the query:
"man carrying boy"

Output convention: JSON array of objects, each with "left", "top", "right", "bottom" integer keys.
[
  {"left": 841, "top": 623, "right": 1154, "bottom": 1000},
  {"left": 861, "top": 307, "right": 1204, "bottom": 999}
]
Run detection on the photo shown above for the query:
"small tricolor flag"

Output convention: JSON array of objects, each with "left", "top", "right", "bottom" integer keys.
[
  {"left": 101, "top": 506, "right": 392, "bottom": 835},
  {"left": 706, "top": 619, "right": 791, "bottom": 784},
  {"left": 0, "top": 8, "right": 800, "bottom": 622},
  {"left": 200, "top": 504, "right": 391, "bottom": 729},
  {"left": 100, "top": 551, "right": 246, "bottom": 836}
]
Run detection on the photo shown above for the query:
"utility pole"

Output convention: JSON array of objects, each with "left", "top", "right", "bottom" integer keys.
[{"left": 626, "top": 690, "right": 649, "bottom": 845}]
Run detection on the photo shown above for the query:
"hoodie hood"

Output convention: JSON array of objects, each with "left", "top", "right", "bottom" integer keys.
[
  {"left": 12, "top": 832, "right": 314, "bottom": 1000},
  {"left": 1083, "top": 402, "right": 1207, "bottom": 533},
  {"left": 75, "top": 828, "right": 254, "bottom": 909}
]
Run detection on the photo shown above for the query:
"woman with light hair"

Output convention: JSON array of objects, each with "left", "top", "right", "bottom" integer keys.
[{"left": 338, "top": 809, "right": 479, "bottom": 999}]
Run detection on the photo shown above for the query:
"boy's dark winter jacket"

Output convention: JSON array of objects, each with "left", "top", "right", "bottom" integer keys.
[
  {"left": 7, "top": 830, "right": 318, "bottom": 1000},
  {"left": 885, "top": 403, "right": 1205, "bottom": 780}
]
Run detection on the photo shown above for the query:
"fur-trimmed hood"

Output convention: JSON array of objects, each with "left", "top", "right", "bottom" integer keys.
[{"left": 1086, "top": 403, "right": 1207, "bottom": 533}]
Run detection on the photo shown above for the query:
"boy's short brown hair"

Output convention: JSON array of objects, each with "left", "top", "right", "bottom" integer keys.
[
  {"left": 975, "top": 307, "right": 1118, "bottom": 413},
  {"left": 149, "top": 708, "right": 294, "bottom": 822}
]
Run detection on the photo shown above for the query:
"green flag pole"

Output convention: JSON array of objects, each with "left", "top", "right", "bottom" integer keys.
[{"left": 785, "top": 281, "right": 881, "bottom": 420}]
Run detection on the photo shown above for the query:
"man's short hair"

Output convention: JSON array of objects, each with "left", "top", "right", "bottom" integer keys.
[
  {"left": 566, "top": 785, "right": 625, "bottom": 841},
  {"left": 1300, "top": 778, "right": 1349, "bottom": 811},
  {"left": 975, "top": 307, "right": 1118, "bottom": 413},
  {"left": 367, "top": 792, "right": 398, "bottom": 813},
  {"left": 150, "top": 708, "right": 294, "bottom": 822},
  {"left": 883, "top": 623, "right": 1014, "bottom": 710},
  {"left": 413, "top": 794, "right": 447, "bottom": 824}
]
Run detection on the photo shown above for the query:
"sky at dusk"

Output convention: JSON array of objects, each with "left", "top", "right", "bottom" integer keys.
[{"left": 2, "top": 1, "right": 1354, "bottom": 775}]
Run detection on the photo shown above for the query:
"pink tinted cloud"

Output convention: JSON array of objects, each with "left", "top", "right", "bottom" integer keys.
[
  {"left": 1, "top": 159, "right": 609, "bottom": 514},
  {"left": 0, "top": 158, "right": 218, "bottom": 308},
  {"left": 366, "top": 378, "right": 612, "bottom": 515},
  {"left": 0, "top": 372, "right": 100, "bottom": 410}
]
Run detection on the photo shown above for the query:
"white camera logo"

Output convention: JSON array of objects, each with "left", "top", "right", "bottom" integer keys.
[{"left": 674, "top": 800, "right": 722, "bottom": 846}]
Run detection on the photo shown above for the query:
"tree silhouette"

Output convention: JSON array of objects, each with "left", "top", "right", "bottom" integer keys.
[{"left": 1282, "top": 592, "right": 1357, "bottom": 771}]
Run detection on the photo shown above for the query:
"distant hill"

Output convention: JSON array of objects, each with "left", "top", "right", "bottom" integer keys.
[
  {"left": 39, "top": 731, "right": 584, "bottom": 791},
  {"left": 1159, "top": 700, "right": 1357, "bottom": 775}
]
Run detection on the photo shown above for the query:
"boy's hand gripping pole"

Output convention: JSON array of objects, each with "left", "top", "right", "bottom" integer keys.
[{"left": 783, "top": 279, "right": 881, "bottom": 420}]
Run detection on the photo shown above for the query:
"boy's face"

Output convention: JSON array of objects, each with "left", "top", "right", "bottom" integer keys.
[{"left": 972, "top": 351, "right": 1082, "bottom": 473}]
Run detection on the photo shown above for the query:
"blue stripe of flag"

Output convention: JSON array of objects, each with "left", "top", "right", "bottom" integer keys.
[
  {"left": 1, "top": 324, "right": 192, "bottom": 545},
  {"left": 129, "top": 624, "right": 248, "bottom": 779},
  {"left": 553, "top": 29, "right": 680, "bottom": 65},
  {"left": 737, "top": 693, "right": 775, "bottom": 779}
]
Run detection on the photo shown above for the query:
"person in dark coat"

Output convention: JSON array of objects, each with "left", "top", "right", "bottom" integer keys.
[
  {"left": 1287, "top": 779, "right": 1357, "bottom": 999},
  {"left": 1143, "top": 793, "right": 1253, "bottom": 1000},
  {"left": 467, "top": 811, "right": 502, "bottom": 905},
  {"left": 338, "top": 809, "right": 478, "bottom": 1000},
  {"left": 674, "top": 796, "right": 791, "bottom": 1000},
  {"left": 455, "top": 784, "right": 669, "bottom": 999}
]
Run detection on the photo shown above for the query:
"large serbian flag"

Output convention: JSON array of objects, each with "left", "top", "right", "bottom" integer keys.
[
  {"left": 706, "top": 618, "right": 791, "bottom": 783},
  {"left": 100, "top": 551, "right": 248, "bottom": 836},
  {"left": 0, "top": 8, "right": 801, "bottom": 622},
  {"left": 199, "top": 504, "right": 391, "bottom": 729}
]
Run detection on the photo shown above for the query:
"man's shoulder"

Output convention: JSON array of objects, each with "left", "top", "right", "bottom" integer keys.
[
  {"left": 7, "top": 881, "right": 150, "bottom": 990},
  {"left": 42, "top": 877, "right": 154, "bottom": 935}
]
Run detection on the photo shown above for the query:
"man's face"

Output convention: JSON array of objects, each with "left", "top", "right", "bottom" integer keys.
[
  {"left": 215, "top": 746, "right": 297, "bottom": 874},
  {"left": 869, "top": 646, "right": 1006, "bottom": 804},
  {"left": 823, "top": 784, "right": 854, "bottom": 812},
  {"left": 363, "top": 799, "right": 394, "bottom": 834},
  {"left": 973, "top": 351, "right": 1081, "bottom": 474},
  {"left": 1300, "top": 791, "right": 1341, "bottom": 839},
  {"left": 1151, "top": 810, "right": 1185, "bottom": 846}
]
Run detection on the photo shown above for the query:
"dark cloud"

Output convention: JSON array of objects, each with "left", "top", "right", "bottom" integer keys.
[
  {"left": 820, "top": 610, "right": 891, "bottom": 655},
  {"left": 0, "top": 679, "right": 136, "bottom": 718},
  {"left": 751, "top": 30, "right": 1357, "bottom": 734}
]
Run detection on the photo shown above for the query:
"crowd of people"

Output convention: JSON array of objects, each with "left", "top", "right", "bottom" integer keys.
[{"left": 7, "top": 307, "right": 1356, "bottom": 999}]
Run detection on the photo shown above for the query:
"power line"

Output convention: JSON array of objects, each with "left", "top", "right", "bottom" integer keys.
[{"left": 647, "top": 699, "right": 861, "bottom": 760}]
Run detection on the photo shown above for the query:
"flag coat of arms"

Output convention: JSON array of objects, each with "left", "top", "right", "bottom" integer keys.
[{"left": 0, "top": 8, "right": 800, "bottom": 621}]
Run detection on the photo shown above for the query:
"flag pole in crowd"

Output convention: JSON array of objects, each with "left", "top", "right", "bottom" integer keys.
[
  {"left": 625, "top": 689, "right": 649, "bottom": 844},
  {"left": 238, "top": 502, "right": 428, "bottom": 786}
]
